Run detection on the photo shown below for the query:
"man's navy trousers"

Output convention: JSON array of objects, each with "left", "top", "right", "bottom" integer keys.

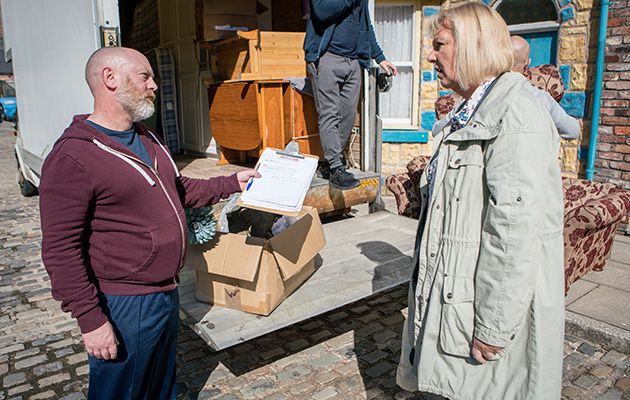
[{"left": 87, "top": 289, "right": 179, "bottom": 400}]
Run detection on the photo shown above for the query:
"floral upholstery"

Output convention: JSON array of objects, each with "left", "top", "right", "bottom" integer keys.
[
  {"left": 385, "top": 156, "right": 630, "bottom": 293},
  {"left": 435, "top": 94, "right": 457, "bottom": 120},
  {"left": 384, "top": 156, "right": 430, "bottom": 219},
  {"left": 524, "top": 64, "right": 564, "bottom": 103},
  {"left": 562, "top": 178, "right": 630, "bottom": 292},
  {"left": 434, "top": 64, "right": 565, "bottom": 119}
]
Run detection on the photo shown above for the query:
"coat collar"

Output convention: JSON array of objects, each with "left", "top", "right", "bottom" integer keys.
[{"left": 443, "top": 72, "right": 528, "bottom": 143}]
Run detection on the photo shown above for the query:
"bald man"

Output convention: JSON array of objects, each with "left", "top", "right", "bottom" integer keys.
[
  {"left": 39, "top": 47, "right": 259, "bottom": 399},
  {"left": 511, "top": 35, "right": 531, "bottom": 75},
  {"left": 510, "top": 35, "right": 580, "bottom": 140}
]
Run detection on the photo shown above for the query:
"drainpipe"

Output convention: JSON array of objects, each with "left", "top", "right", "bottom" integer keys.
[{"left": 585, "top": 0, "right": 610, "bottom": 180}]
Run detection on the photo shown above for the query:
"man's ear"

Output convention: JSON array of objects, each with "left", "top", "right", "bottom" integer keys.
[{"left": 102, "top": 67, "right": 118, "bottom": 91}]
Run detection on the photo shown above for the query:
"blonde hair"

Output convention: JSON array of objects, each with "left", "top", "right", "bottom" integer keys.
[{"left": 430, "top": 2, "right": 513, "bottom": 91}]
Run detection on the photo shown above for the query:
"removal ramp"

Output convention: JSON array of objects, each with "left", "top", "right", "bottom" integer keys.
[{"left": 178, "top": 211, "right": 417, "bottom": 351}]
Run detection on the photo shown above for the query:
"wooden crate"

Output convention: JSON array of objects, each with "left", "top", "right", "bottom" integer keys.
[
  {"left": 208, "top": 80, "right": 323, "bottom": 164},
  {"left": 203, "top": 30, "right": 307, "bottom": 82}
]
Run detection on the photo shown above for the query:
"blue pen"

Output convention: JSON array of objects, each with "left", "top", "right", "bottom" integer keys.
[{"left": 245, "top": 164, "right": 260, "bottom": 191}]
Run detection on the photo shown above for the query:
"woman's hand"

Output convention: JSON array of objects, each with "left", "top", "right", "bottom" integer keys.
[
  {"left": 236, "top": 169, "right": 261, "bottom": 191},
  {"left": 471, "top": 337, "right": 504, "bottom": 364}
]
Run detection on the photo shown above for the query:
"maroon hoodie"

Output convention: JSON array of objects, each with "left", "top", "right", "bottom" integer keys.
[{"left": 40, "top": 115, "right": 241, "bottom": 333}]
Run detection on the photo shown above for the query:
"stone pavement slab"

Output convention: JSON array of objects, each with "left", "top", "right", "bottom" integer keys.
[
  {"left": 581, "top": 260, "right": 630, "bottom": 293},
  {"left": 565, "top": 279, "right": 599, "bottom": 305},
  {"left": 610, "top": 234, "right": 630, "bottom": 264},
  {"left": 565, "top": 235, "right": 630, "bottom": 352},
  {"left": 567, "top": 286, "right": 630, "bottom": 331}
]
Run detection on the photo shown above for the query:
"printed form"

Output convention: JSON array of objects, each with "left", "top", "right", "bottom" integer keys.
[{"left": 239, "top": 148, "right": 317, "bottom": 214}]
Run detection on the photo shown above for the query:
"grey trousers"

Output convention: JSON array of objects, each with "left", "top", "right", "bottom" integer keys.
[{"left": 307, "top": 52, "right": 361, "bottom": 169}]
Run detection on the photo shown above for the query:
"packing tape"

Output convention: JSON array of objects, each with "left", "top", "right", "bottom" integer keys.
[{"left": 224, "top": 287, "right": 242, "bottom": 309}]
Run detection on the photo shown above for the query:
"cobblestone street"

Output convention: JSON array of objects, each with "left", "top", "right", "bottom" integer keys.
[{"left": 0, "top": 124, "right": 629, "bottom": 399}]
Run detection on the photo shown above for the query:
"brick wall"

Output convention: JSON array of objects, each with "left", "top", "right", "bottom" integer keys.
[{"left": 595, "top": 0, "right": 630, "bottom": 191}]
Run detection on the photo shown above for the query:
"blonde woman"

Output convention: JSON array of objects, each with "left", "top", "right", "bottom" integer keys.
[{"left": 396, "top": 3, "right": 564, "bottom": 399}]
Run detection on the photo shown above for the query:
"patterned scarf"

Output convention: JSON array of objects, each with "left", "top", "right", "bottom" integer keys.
[{"left": 426, "top": 77, "right": 496, "bottom": 204}]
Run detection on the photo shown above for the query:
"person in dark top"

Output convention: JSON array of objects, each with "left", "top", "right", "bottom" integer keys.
[
  {"left": 304, "top": 0, "right": 397, "bottom": 189},
  {"left": 39, "top": 47, "right": 260, "bottom": 399}
]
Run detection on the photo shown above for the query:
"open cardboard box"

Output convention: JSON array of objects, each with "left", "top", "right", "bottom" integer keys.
[{"left": 188, "top": 206, "right": 326, "bottom": 315}]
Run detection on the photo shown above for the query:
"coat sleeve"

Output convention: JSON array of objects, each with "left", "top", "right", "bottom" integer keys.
[
  {"left": 310, "top": 0, "right": 354, "bottom": 22},
  {"left": 474, "top": 111, "right": 555, "bottom": 347},
  {"left": 179, "top": 174, "right": 242, "bottom": 209},
  {"left": 40, "top": 152, "right": 108, "bottom": 334}
]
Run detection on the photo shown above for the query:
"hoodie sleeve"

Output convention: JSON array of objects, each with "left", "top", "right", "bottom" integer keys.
[
  {"left": 179, "top": 174, "right": 242, "bottom": 209},
  {"left": 534, "top": 89, "right": 580, "bottom": 140},
  {"left": 40, "top": 151, "right": 108, "bottom": 334}
]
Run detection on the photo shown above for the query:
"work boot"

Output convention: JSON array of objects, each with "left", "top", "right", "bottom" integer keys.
[
  {"left": 317, "top": 161, "right": 331, "bottom": 179},
  {"left": 329, "top": 166, "right": 360, "bottom": 190},
  {"left": 317, "top": 156, "right": 347, "bottom": 180}
]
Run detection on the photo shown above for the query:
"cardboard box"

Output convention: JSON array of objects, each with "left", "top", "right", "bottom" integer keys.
[
  {"left": 197, "top": 0, "right": 258, "bottom": 42},
  {"left": 188, "top": 207, "right": 326, "bottom": 315}
]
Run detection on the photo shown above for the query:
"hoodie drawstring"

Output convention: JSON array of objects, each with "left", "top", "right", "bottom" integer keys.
[
  {"left": 146, "top": 130, "right": 181, "bottom": 178},
  {"left": 92, "top": 139, "right": 156, "bottom": 186}
]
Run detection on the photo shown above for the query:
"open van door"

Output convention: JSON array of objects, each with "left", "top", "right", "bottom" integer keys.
[{"left": 1, "top": 0, "right": 120, "bottom": 195}]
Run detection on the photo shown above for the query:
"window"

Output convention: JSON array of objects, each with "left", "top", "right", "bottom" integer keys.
[
  {"left": 496, "top": 0, "right": 557, "bottom": 26},
  {"left": 495, "top": 0, "right": 559, "bottom": 67},
  {"left": 374, "top": 4, "right": 418, "bottom": 128}
]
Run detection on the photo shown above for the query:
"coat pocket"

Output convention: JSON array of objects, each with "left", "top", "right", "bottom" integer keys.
[
  {"left": 448, "top": 145, "right": 483, "bottom": 169},
  {"left": 439, "top": 275, "right": 475, "bottom": 357}
]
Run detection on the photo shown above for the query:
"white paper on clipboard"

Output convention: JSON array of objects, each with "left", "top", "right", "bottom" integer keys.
[{"left": 238, "top": 148, "right": 317, "bottom": 214}]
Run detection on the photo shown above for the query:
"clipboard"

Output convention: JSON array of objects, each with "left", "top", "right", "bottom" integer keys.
[{"left": 237, "top": 142, "right": 319, "bottom": 216}]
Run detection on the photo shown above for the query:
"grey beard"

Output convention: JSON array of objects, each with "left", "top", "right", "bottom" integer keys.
[{"left": 117, "top": 91, "right": 155, "bottom": 122}]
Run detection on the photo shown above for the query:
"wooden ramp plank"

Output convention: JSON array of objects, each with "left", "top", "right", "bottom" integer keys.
[{"left": 178, "top": 211, "right": 417, "bottom": 351}]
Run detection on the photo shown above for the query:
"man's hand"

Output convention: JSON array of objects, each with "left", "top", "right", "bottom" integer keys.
[
  {"left": 471, "top": 337, "right": 504, "bottom": 364},
  {"left": 379, "top": 60, "right": 398, "bottom": 76},
  {"left": 236, "top": 169, "right": 262, "bottom": 191},
  {"left": 83, "top": 321, "right": 119, "bottom": 360}
]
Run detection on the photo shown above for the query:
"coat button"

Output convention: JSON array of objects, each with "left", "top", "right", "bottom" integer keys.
[
  {"left": 446, "top": 292, "right": 453, "bottom": 299},
  {"left": 430, "top": 252, "right": 435, "bottom": 257},
  {"left": 516, "top": 196, "right": 522, "bottom": 202},
  {"left": 436, "top": 204, "right": 440, "bottom": 209},
  {"left": 454, "top": 159, "right": 461, "bottom": 165}
]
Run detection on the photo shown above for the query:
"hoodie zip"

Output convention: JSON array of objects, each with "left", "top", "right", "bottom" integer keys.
[{"left": 92, "top": 138, "right": 187, "bottom": 275}]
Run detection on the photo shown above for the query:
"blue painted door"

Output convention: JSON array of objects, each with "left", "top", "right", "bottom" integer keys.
[{"left": 521, "top": 31, "right": 558, "bottom": 67}]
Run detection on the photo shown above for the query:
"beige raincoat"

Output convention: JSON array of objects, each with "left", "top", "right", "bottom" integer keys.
[{"left": 397, "top": 72, "right": 565, "bottom": 400}]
